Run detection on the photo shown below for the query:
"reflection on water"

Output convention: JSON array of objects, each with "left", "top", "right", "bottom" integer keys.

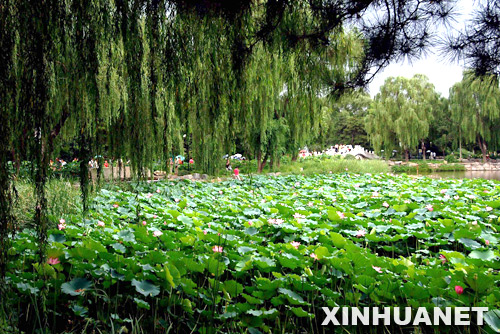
[{"left": 413, "top": 171, "right": 500, "bottom": 181}]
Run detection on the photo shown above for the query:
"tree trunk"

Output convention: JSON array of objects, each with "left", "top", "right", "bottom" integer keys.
[
  {"left": 421, "top": 141, "right": 426, "bottom": 161},
  {"left": 478, "top": 136, "right": 488, "bottom": 163},
  {"left": 459, "top": 128, "right": 462, "bottom": 160},
  {"left": 405, "top": 149, "right": 409, "bottom": 163},
  {"left": 291, "top": 152, "right": 298, "bottom": 162},
  {"left": 257, "top": 151, "right": 269, "bottom": 173},
  {"left": 257, "top": 151, "right": 262, "bottom": 173},
  {"left": 270, "top": 157, "right": 274, "bottom": 170}
]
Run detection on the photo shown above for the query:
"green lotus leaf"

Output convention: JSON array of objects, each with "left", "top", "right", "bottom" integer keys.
[{"left": 62, "top": 278, "right": 93, "bottom": 296}]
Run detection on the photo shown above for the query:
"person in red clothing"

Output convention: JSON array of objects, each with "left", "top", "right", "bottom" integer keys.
[{"left": 233, "top": 167, "right": 241, "bottom": 180}]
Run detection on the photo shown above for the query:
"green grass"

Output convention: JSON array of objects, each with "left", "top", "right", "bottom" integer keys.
[
  {"left": 391, "top": 163, "right": 431, "bottom": 173},
  {"left": 436, "top": 163, "right": 466, "bottom": 171},
  {"left": 277, "top": 158, "right": 389, "bottom": 175},
  {"left": 12, "top": 178, "right": 82, "bottom": 227},
  {"left": 228, "top": 157, "right": 389, "bottom": 175}
]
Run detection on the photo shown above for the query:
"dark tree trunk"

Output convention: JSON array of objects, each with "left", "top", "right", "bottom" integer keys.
[
  {"left": 459, "top": 128, "right": 463, "bottom": 160},
  {"left": 405, "top": 149, "right": 409, "bottom": 163},
  {"left": 257, "top": 151, "right": 269, "bottom": 173},
  {"left": 478, "top": 136, "right": 488, "bottom": 163},
  {"left": 421, "top": 141, "right": 426, "bottom": 161}
]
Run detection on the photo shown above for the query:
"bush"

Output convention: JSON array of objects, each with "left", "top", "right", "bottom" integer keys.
[{"left": 445, "top": 154, "right": 458, "bottom": 163}]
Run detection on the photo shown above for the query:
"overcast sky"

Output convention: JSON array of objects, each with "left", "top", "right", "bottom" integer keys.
[{"left": 367, "top": 0, "right": 476, "bottom": 98}]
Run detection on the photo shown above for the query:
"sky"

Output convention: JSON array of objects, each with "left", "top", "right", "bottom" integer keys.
[{"left": 367, "top": 0, "right": 476, "bottom": 98}]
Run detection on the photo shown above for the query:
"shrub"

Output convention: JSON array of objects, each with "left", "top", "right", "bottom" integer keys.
[{"left": 445, "top": 154, "right": 458, "bottom": 163}]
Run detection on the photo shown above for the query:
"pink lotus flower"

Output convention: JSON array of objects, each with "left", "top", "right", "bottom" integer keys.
[
  {"left": 113, "top": 204, "right": 119, "bottom": 208},
  {"left": 208, "top": 223, "right": 211, "bottom": 228},
  {"left": 356, "top": 230, "right": 366, "bottom": 237},
  {"left": 142, "top": 221, "right": 147, "bottom": 226},
  {"left": 486, "top": 206, "right": 493, "bottom": 212},
  {"left": 439, "top": 254, "right": 447, "bottom": 264},
  {"left": 465, "top": 194, "right": 475, "bottom": 200},
  {"left": 332, "top": 198, "right": 337, "bottom": 202},
  {"left": 59, "top": 218, "right": 65, "bottom": 224},
  {"left": 454, "top": 195, "right": 460, "bottom": 200},
  {"left": 371, "top": 191, "right": 379, "bottom": 198},
  {"left": 145, "top": 193, "right": 153, "bottom": 199},
  {"left": 337, "top": 211, "right": 345, "bottom": 219},
  {"left": 404, "top": 199, "right": 411, "bottom": 204},
  {"left": 293, "top": 213, "right": 305, "bottom": 220},
  {"left": 290, "top": 241, "right": 300, "bottom": 249},
  {"left": 249, "top": 190, "right": 253, "bottom": 194},
  {"left": 485, "top": 240, "right": 490, "bottom": 245},
  {"left": 156, "top": 189, "right": 161, "bottom": 193},
  {"left": 329, "top": 171, "right": 332, "bottom": 174},
  {"left": 310, "top": 253, "right": 319, "bottom": 261},
  {"left": 248, "top": 221, "right": 253, "bottom": 226},
  {"left": 382, "top": 201, "right": 389, "bottom": 208},
  {"left": 472, "top": 221, "right": 478, "bottom": 226},
  {"left": 219, "top": 190, "right": 223, "bottom": 195},
  {"left": 455, "top": 285, "right": 464, "bottom": 295},
  {"left": 308, "top": 202, "right": 314, "bottom": 207},
  {"left": 153, "top": 230, "right": 163, "bottom": 237},
  {"left": 203, "top": 229, "right": 208, "bottom": 235},
  {"left": 58, "top": 222, "right": 66, "bottom": 230},
  {"left": 97, "top": 221, "right": 105, "bottom": 227},
  {"left": 47, "top": 257, "right": 60, "bottom": 265},
  {"left": 174, "top": 198, "right": 180, "bottom": 203},
  {"left": 261, "top": 199, "right": 266, "bottom": 203},
  {"left": 425, "top": 204, "right": 434, "bottom": 211},
  {"left": 212, "top": 245, "right": 223, "bottom": 253},
  {"left": 444, "top": 195, "right": 451, "bottom": 200},
  {"left": 153, "top": 215, "right": 158, "bottom": 219},
  {"left": 372, "top": 266, "right": 383, "bottom": 273},
  {"left": 268, "top": 218, "right": 283, "bottom": 225}
]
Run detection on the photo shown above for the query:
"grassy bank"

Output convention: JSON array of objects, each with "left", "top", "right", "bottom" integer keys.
[
  {"left": 227, "top": 156, "right": 390, "bottom": 176},
  {"left": 276, "top": 158, "right": 389, "bottom": 175},
  {"left": 12, "top": 178, "right": 82, "bottom": 227}
]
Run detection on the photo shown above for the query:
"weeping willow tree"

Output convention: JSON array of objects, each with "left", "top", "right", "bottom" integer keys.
[
  {"left": 0, "top": 3, "right": 458, "bottom": 318},
  {"left": 365, "top": 75, "right": 438, "bottom": 161},
  {"left": 449, "top": 72, "right": 500, "bottom": 162}
]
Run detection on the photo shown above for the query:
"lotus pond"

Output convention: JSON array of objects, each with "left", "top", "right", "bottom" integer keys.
[{"left": 4, "top": 173, "right": 500, "bottom": 333}]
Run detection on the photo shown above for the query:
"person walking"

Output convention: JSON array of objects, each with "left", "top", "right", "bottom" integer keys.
[{"left": 234, "top": 167, "right": 241, "bottom": 180}]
